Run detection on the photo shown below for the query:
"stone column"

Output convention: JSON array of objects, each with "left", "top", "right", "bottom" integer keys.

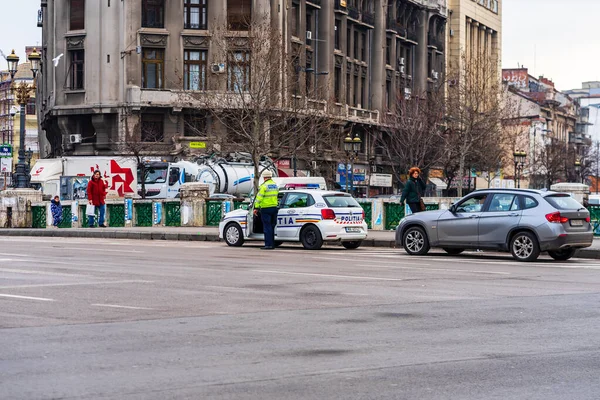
[
  {"left": 0, "top": 189, "right": 43, "bottom": 228},
  {"left": 371, "top": 0, "right": 386, "bottom": 109},
  {"left": 317, "top": 0, "right": 333, "bottom": 100},
  {"left": 179, "top": 182, "right": 210, "bottom": 226},
  {"left": 414, "top": 9, "right": 428, "bottom": 94}
]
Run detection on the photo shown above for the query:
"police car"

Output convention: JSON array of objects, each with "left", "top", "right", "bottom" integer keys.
[{"left": 219, "top": 189, "right": 368, "bottom": 250}]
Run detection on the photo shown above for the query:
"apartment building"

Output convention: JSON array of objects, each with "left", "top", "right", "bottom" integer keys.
[{"left": 38, "top": 0, "right": 447, "bottom": 192}]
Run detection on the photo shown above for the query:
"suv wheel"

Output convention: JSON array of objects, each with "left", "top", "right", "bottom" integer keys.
[
  {"left": 403, "top": 226, "right": 430, "bottom": 255},
  {"left": 510, "top": 231, "right": 540, "bottom": 262},
  {"left": 547, "top": 248, "right": 576, "bottom": 261}
]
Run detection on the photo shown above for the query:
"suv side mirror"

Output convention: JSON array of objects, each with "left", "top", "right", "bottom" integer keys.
[{"left": 449, "top": 204, "right": 456, "bottom": 213}]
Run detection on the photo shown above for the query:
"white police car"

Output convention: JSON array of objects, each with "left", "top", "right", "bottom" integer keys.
[{"left": 219, "top": 189, "right": 368, "bottom": 250}]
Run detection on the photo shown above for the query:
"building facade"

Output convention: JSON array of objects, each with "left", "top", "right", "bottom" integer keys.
[
  {"left": 447, "top": 0, "right": 501, "bottom": 72},
  {"left": 38, "top": 0, "right": 448, "bottom": 194}
]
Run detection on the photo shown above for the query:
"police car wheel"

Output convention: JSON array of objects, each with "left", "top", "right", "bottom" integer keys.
[
  {"left": 224, "top": 223, "right": 244, "bottom": 247},
  {"left": 342, "top": 241, "right": 361, "bottom": 249},
  {"left": 300, "top": 225, "right": 323, "bottom": 250}
]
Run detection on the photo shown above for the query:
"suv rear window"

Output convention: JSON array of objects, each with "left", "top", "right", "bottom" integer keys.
[
  {"left": 544, "top": 194, "right": 584, "bottom": 210},
  {"left": 323, "top": 194, "right": 361, "bottom": 208}
]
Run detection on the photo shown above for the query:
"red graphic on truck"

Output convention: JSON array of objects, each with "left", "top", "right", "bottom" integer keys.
[{"left": 88, "top": 161, "right": 135, "bottom": 196}]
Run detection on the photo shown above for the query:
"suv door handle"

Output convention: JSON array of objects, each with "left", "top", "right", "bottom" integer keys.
[
  {"left": 469, "top": 215, "right": 479, "bottom": 218},
  {"left": 509, "top": 213, "right": 519, "bottom": 217}
]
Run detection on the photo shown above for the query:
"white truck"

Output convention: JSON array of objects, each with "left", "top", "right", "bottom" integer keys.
[
  {"left": 30, "top": 156, "right": 138, "bottom": 199},
  {"left": 138, "top": 160, "right": 202, "bottom": 198}
]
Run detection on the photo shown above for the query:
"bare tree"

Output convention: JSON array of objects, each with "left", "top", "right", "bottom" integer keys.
[
  {"left": 378, "top": 84, "right": 447, "bottom": 183},
  {"left": 183, "top": 14, "right": 337, "bottom": 191},
  {"left": 445, "top": 52, "right": 506, "bottom": 196}
]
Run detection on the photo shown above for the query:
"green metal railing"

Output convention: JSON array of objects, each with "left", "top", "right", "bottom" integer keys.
[
  {"left": 32, "top": 206, "right": 46, "bottom": 228},
  {"left": 58, "top": 207, "right": 72, "bottom": 228},
  {"left": 108, "top": 204, "right": 125, "bottom": 227},
  {"left": 588, "top": 205, "right": 600, "bottom": 236},
  {"left": 164, "top": 201, "right": 181, "bottom": 227},
  {"left": 359, "top": 202, "right": 372, "bottom": 229},
  {"left": 135, "top": 203, "right": 153, "bottom": 227},
  {"left": 384, "top": 203, "right": 405, "bottom": 230},
  {"left": 80, "top": 205, "right": 97, "bottom": 227},
  {"left": 425, "top": 203, "right": 440, "bottom": 211},
  {"left": 206, "top": 201, "right": 223, "bottom": 226}
]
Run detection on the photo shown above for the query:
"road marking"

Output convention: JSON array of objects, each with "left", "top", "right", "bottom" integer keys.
[
  {"left": 0, "top": 268, "right": 89, "bottom": 277},
  {"left": 91, "top": 304, "right": 154, "bottom": 310},
  {"left": 253, "top": 269, "right": 404, "bottom": 281},
  {"left": 0, "top": 293, "right": 55, "bottom": 302},
  {"left": 358, "top": 265, "right": 511, "bottom": 275},
  {"left": 0, "top": 279, "right": 153, "bottom": 289}
]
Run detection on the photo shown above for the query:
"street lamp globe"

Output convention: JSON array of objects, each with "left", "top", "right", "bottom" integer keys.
[
  {"left": 344, "top": 133, "right": 353, "bottom": 152},
  {"left": 352, "top": 135, "right": 362, "bottom": 153},
  {"left": 28, "top": 48, "right": 41, "bottom": 77},
  {"left": 7, "top": 49, "right": 19, "bottom": 79}
]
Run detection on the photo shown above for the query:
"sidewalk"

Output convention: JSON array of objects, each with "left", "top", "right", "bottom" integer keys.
[{"left": 1, "top": 226, "right": 599, "bottom": 259}]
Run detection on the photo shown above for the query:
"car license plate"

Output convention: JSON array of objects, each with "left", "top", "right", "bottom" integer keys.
[
  {"left": 570, "top": 219, "right": 583, "bottom": 226},
  {"left": 346, "top": 227, "right": 362, "bottom": 233}
]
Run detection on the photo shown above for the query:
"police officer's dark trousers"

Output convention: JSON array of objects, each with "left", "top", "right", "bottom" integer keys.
[{"left": 260, "top": 207, "right": 278, "bottom": 248}]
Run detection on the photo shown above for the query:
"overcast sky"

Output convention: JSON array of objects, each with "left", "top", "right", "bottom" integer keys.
[{"left": 1, "top": 0, "right": 598, "bottom": 91}]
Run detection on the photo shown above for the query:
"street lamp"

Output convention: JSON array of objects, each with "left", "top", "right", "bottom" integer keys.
[
  {"left": 343, "top": 132, "right": 362, "bottom": 193},
  {"left": 7, "top": 48, "right": 41, "bottom": 189},
  {"left": 513, "top": 149, "right": 527, "bottom": 189}
]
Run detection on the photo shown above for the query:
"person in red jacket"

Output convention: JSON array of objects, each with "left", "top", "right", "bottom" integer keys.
[{"left": 87, "top": 170, "right": 108, "bottom": 227}]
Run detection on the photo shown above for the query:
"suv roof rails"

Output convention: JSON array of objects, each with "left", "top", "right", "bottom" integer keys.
[{"left": 473, "top": 188, "right": 544, "bottom": 195}]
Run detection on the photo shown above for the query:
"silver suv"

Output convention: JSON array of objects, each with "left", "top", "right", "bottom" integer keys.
[{"left": 395, "top": 189, "right": 593, "bottom": 262}]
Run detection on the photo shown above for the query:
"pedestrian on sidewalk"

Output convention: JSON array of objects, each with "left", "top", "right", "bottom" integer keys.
[
  {"left": 400, "top": 167, "right": 426, "bottom": 214},
  {"left": 87, "top": 170, "right": 108, "bottom": 228},
  {"left": 50, "top": 195, "right": 63, "bottom": 228},
  {"left": 253, "top": 170, "right": 279, "bottom": 250}
]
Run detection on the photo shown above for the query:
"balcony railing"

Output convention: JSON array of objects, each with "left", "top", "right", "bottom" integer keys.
[
  {"left": 427, "top": 34, "right": 444, "bottom": 52},
  {"left": 307, "top": 0, "right": 321, "bottom": 6},
  {"left": 347, "top": 6, "right": 359, "bottom": 20},
  {"left": 386, "top": 17, "right": 401, "bottom": 32},
  {"left": 362, "top": 11, "right": 375, "bottom": 26},
  {"left": 407, "top": 28, "right": 419, "bottom": 43}
]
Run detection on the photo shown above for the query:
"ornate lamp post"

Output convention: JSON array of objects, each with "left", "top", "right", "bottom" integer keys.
[
  {"left": 343, "top": 133, "right": 362, "bottom": 193},
  {"left": 7, "top": 48, "right": 41, "bottom": 189},
  {"left": 513, "top": 149, "right": 527, "bottom": 189}
]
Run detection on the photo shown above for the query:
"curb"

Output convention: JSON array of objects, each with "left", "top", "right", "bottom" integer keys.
[{"left": 2, "top": 229, "right": 600, "bottom": 258}]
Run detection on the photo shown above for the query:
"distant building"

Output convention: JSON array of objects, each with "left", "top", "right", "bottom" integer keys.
[{"left": 565, "top": 82, "right": 600, "bottom": 143}]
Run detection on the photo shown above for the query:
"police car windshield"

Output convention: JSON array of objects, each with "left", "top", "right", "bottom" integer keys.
[{"left": 323, "top": 194, "right": 361, "bottom": 208}]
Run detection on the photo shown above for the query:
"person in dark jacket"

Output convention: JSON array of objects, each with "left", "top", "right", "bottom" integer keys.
[
  {"left": 87, "top": 170, "right": 108, "bottom": 227},
  {"left": 50, "top": 196, "right": 63, "bottom": 228},
  {"left": 400, "top": 167, "right": 426, "bottom": 213}
]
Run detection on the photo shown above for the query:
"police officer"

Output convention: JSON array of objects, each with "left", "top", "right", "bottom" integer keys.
[{"left": 254, "top": 170, "right": 279, "bottom": 250}]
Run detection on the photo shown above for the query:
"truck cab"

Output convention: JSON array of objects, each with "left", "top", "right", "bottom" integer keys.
[{"left": 138, "top": 161, "right": 199, "bottom": 198}]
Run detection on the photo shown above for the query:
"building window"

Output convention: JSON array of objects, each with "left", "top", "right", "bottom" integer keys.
[
  {"left": 228, "top": 0, "right": 251, "bottom": 30},
  {"left": 353, "top": 75, "right": 358, "bottom": 106},
  {"left": 334, "top": 19, "right": 341, "bottom": 50},
  {"left": 386, "top": 37, "right": 391, "bottom": 65},
  {"left": 184, "top": 0, "right": 207, "bottom": 30},
  {"left": 334, "top": 67, "right": 341, "bottom": 103},
  {"left": 142, "top": 48, "right": 164, "bottom": 89},
  {"left": 353, "top": 31, "right": 359, "bottom": 60},
  {"left": 183, "top": 111, "right": 207, "bottom": 137},
  {"left": 227, "top": 51, "right": 251, "bottom": 92},
  {"left": 346, "top": 70, "right": 351, "bottom": 104},
  {"left": 361, "top": 76, "right": 366, "bottom": 108},
  {"left": 69, "top": 0, "right": 85, "bottom": 31},
  {"left": 142, "top": 0, "right": 164, "bottom": 28},
  {"left": 385, "top": 80, "right": 391, "bottom": 109},
  {"left": 26, "top": 100, "right": 36, "bottom": 115},
  {"left": 291, "top": 2, "right": 299, "bottom": 37},
  {"left": 68, "top": 50, "right": 85, "bottom": 89},
  {"left": 361, "top": 32, "right": 366, "bottom": 61},
  {"left": 184, "top": 50, "right": 207, "bottom": 91},
  {"left": 347, "top": 27, "right": 351, "bottom": 57},
  {"left": 141, "top": 114, "right": 164, "bottom": 142}
]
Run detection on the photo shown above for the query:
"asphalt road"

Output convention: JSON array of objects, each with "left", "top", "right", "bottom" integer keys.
[{"left": 2, "top": 237, "right": 600, "bottom": 400}]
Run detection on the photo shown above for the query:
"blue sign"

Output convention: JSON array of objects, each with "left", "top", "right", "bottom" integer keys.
[
  {"left": 0, "top": 145, "right": 12, "bottom": 158},
  {"left": 153, "top": 202, "right": 162, "bottom": 225}
]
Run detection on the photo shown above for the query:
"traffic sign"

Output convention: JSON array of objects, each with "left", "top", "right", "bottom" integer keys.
[{"left": 0, "top": 144, "right": 12, "bottom": 158}]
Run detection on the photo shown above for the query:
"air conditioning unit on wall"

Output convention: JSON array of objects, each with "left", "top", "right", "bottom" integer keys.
[
  {"left": 211, "top": 63, "right": 226, "bottom": 73},
  {"left": 69, "top": 134, "right": 82, "bottom": 144},
  {"left": 306, "top": 31, "right": 312, "bottom": 40}
]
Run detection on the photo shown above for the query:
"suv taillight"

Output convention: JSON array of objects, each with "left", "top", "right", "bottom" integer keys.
[
  {"left": 586, "top": 216, "right": 591, "bottom": 223},
  {"left": 321, "top": 209, "right": 336, "bottom": 220},
  {"left": 545, "top": 212, "right": 568, "bottom": 224}
]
